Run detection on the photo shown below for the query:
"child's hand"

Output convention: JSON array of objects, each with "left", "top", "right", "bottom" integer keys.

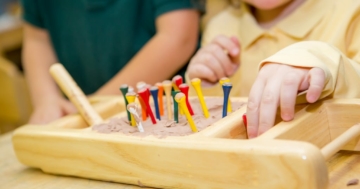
[
  {"left": 187, "top": 35, "right": 240, "bottom": 85},
  {"left": 247, "top": 63, "right": 325, "bottom": 138},
  {"left": 29, "top": 98, "right": 77, "bottom": 124}
]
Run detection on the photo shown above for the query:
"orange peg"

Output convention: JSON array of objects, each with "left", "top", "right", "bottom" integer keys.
[{"left": 156, "top": 82, "right": 164, "bottom": 116}]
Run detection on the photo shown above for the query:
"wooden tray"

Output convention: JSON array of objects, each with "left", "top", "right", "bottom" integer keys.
[{"left": 12, "top": 96, "right": 360, "bottom": 189}]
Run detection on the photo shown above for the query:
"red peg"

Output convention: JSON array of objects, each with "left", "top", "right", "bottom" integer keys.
[
  {"left": 138, "top": 88, "right": 157, "bottom": 124},
  {"left": 179, "top": 83, "right": 194, "bottom": 115},
  {"left": 145, "top": 87, "right": 151, "bottom": 104},
  {"left": 242, "top": 113, "right": 247, "bottom": 127},
  {"left": 172, "top": 75, "right": 183, "bottom": 90}
]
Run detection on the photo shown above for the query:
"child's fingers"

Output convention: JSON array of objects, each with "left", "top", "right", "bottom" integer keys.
[
  {"left": 187, "top": 64, "right": 218, "bottom": 83},
  {"left": 211, "top": 35, "right": 240, "bottom": 58},
  {"left": 204, "top": 44, "right": 238, "bottom": 76},
  {"left": 199, "top": 52, "right": 227, "bottom": 79},
  {"left": 257, "top": 73, "right": 282, "bottom": 136},
  {"left": 246, "top": 78, "right": 266, "bottom": 138},
  {"left": 280, "top": 72, "right": 302, "bottom": 121},
  {"left": 306, "top": 68, "right": 325, "bottom": 103}
]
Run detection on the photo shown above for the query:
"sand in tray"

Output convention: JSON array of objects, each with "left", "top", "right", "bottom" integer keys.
[{"left": 92, "top": 97, "right": 246, "bottom": 138}]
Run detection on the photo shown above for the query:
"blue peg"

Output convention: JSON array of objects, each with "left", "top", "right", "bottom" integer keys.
[
  {"left": 222, "top": 82, "right": 232, "bottom": 118},
  {"left": 150, "top": 86, "right": 161, "bottom": 120}
]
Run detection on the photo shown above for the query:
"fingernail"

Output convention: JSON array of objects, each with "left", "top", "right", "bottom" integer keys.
[
  {"left": 307, "top": 95, "right": 317, "bottom": 103},
  {"left": 282, "top": 113, "right": 292, "bottom": 121}
]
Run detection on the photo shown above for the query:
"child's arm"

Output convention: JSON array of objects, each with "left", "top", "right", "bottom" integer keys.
[
  {"left": 95, "top": 9, "right": 200, "bottom": 95},
  {"left": 23, "top": 23, "right": 76, "bottom": 124}
]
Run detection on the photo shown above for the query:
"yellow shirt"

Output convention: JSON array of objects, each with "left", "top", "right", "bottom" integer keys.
[{"left": 189, "top": 0, "right": 360, "bottom": 103}]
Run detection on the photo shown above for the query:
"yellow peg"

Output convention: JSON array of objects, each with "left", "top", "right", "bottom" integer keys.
[
  {"left": 125, "top": 92, "right": 137, "bottom": 126},
  {"left": 219, "top": 77, "right": 232, "bottom": 113},
  {"left": 162, "top": 80, "right": 173, "bottom": 120},
  {"left": 175, "top": 93, "right": 198, "bottom": 132},
  {"left": 191, "top": 78, "right": 209, "bottom": 118}
]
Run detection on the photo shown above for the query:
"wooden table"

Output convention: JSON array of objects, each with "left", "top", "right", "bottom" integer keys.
[
  {"left": 1, "top": 132, "right": 359, "bottom": 189},
  {"left": 0, "top": 132, "right": 148, "bottom": 189}
]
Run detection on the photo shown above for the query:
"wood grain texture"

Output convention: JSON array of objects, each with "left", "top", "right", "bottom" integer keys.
[
  {"left": 1, "top": 132, "right": 148, "bottom": 189},
  {"left": 2, "top": 132, "right": 359, "bottom": 188},
  {"left": 10, "top": 97, "right": 360, "bottom": 188},
  {"left": 259, "top": 99, "right": 360, "bottom": 152},
  {"left": 321, "top": 124, "right": 360, "bottom": 160},
  {"left": 50, "top": 64, "right": 103, "bottom": 126},
  {"left": 12, "top": 127, "right": 328, "bottom": 189}
]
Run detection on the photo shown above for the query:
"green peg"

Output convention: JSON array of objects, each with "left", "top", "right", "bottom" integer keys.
[
  {"left": 120, "top": 84, "right": 131, "bottom": 121},
  {"left": 171, "top": 90, "right": 180, "bottom": 123}
]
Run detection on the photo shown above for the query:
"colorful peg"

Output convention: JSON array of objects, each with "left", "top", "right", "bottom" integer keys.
[
  {"left": 172, "top": 75, "right": 183, "bottom": 91},
  {"left": 138, "top": 88, "right": 157, "bottom": 124},
  {"left": 162, "top": 80, "right": 173, "bottom": 120},
  {"left": 172, "top": 76, "right": 184, "bottom": 115},
  {"left": 171, "top": 91, "right": 180, "bottom": 123},
  {"left": 219, "top": 77, "right": 232, "bottom": 113},
  {"left": 127, "top": 103, "right": 145, "bottom": 132},
  {"left": 136, "top": 81, "right": 146, "bottom": 91},
  {"left": 242, "top": 113, "right": 247, "bottom": 128},
  {"left": 125, "top": 92, "right": 137, "bottom": 126},
  {"left": 150, "top": 86, "right": 161, "bottom": 120},
  {"left": 179, "top": 83, "right": 194, "bottom": 116},
  {"left": 175, "top": 93, "right": 198, "bottom": 132},
  {"left": 137, "top": 95, "right": 148, "bottom": 121},
  {"left": 222, "top": 82, "right": 232, "bottom": 118},
  {"left": 156, "top": 83, "right": 164, "bottom": 116},
  {"left": 128, "top": 86, "right": 134, "bottom": 93},
  {"left": 119, "top": 84, "right": 131, "bottom": 121},
  {"left": 145, "top": 85, "right": 151, "bottom": 104},
  {"left": 190, "top": 78, "right": 209, "bottom": 118}
]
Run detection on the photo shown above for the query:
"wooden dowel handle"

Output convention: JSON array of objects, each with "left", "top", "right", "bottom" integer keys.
[
  {"left": 321, "top": 124, "right": 360, "bottom": 160},
  {"left": 49, "top": 63, "right": 103, "bottom": 126}
]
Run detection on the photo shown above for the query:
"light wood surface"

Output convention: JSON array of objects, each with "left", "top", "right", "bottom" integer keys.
[
  {"left": 321, "top": 124, "right": 360, "bottom": 160},
  {"left": 10, "top": 97, "right": 360, "bottom": 188},
  {"left": 0, "top": 132, "right": 147, "bottom": 189},
  {"left": 1, "top": 132, "right": 359, "bottom": 188},
  {"left": 49, "top": 64, "right": 103, "bottom": 126}
]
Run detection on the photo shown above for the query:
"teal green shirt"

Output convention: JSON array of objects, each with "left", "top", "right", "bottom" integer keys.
[{"left": 21, "top": 0, "right": 204, "bottom": 94}]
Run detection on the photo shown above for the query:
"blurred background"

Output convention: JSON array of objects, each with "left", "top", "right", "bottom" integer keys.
[
  {"left": 0, "top": 0, "right": 32, "bottom": 134},
  {"left": 0, "top": 0, "right": 228, "bottom": 135}
]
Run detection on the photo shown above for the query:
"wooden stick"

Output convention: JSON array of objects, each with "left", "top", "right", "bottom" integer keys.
[
  {"left": 321, "top": 124, "right": 360, "bottom": 160},
  {"left": 49, "top": 63, "right": 103, "bottom": 126}
]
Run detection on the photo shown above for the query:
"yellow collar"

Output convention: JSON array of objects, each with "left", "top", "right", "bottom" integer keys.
[{"left": 239, "top": 0, "right": 329, "bottom": 48}]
